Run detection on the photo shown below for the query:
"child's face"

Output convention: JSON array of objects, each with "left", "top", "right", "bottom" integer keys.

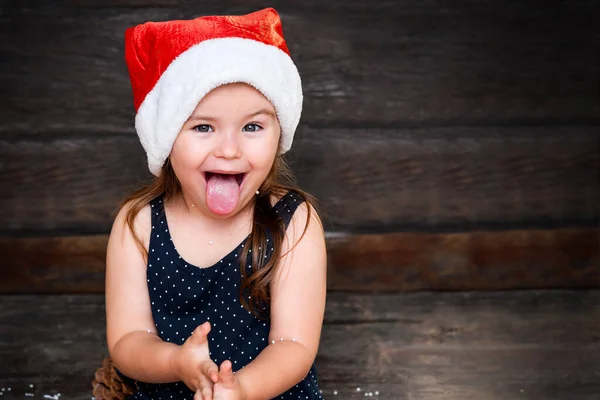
[{"left": 170, "top": 83, "right": 280, "bottom": 216}]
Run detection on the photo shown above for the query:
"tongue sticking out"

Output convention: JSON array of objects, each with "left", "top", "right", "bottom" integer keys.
[{"left": 206, "top": 174, "right": 241, "bottom": 215}]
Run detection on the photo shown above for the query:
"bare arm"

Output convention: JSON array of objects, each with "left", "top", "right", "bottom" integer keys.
[
  {"left": 235, "top": 202, "right": 327, "bottom": 399},
  {"left": 105, "top": 203, "right": 182, "bottom": 381}
]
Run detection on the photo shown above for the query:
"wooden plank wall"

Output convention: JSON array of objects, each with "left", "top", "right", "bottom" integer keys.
[
  {"left": 0, "top": 0, "right": 599, "bottom": 292},
  {"left": 2, "top": 291, "right": 599, "bottom": 399}
]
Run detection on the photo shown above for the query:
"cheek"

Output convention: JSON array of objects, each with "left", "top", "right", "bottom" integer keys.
[
  {"left": 248, "top": 137, "right": 278, "bottom": 169},
  {"left": 170, "top": 135, "right": 205, "bottom": 172}
]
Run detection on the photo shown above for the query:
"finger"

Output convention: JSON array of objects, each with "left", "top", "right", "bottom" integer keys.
[
  {"left": 190, "top": 321, "right": 211, "bottom": 344},
  {"left": 194, "top": 321, "right": 211, "bottom": 336},
  {"left": 218, "top": 360, "right": 235, "bottom": 388},
  {"left": 197, "top": 375, "right": 213, "bottom": 400},
  {"left": 202, "top": 361, "right": 219, "bottom": 383},
  {"left": 202, "top": 387, "right": 213, "bottom": 400},
  {"left": 194, "top": 390, "right": 203, "bottom": 400}
]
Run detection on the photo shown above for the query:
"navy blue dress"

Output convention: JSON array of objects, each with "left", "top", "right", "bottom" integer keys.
[{"left": 122, "top": 191, "right": 323, "bottom": 400}]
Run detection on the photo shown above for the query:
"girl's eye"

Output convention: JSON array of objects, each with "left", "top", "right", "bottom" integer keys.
[
  {"left": 193, "top": 124, "right": 213, "bottom": 133},
  {"left": 242, "top": 123, "right": 262, "bottom": 132}
]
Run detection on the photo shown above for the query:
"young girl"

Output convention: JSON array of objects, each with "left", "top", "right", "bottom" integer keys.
[{"left": 103, "top": 8, "right": 327, "bottom": 400}]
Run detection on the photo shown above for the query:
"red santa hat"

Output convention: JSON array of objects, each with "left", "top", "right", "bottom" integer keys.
[{"left": 124, "top": 8, "right": 302, "bottom": 176}]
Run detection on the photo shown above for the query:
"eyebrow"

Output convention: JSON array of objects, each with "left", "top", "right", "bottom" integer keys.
[
  {"left": 246, "top": 108, "right": 277, "bottom": 119},
  {"left": 187, "top": 108, "right": 277, "bottom": 123}
]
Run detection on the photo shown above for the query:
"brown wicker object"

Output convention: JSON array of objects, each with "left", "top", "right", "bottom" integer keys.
[{"left": 92, "top": 357, "right": 136, "bottom": 400}]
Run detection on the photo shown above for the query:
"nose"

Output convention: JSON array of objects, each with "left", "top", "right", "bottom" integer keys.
[{"left": 214, "top": 130, "right": 242, "bottom": 159}]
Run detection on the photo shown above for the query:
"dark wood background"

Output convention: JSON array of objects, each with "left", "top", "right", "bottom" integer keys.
[
  {"left": 0, "top": 0, "right": 599, "bottom": 292},
  {"left": 2, "top": 290, "right": 599, "bottom": 399},
  {"left": 1, "top": 2, "right": 599, "bottom": 399}
]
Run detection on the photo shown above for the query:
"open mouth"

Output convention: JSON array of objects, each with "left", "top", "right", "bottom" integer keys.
[{"left": 204, "top": 172, "right": 245, "bottom": 186}]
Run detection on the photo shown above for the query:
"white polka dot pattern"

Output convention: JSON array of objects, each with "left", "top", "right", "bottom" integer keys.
[{"left": 119, "top": 192, "right": 324, "bottom": 399}]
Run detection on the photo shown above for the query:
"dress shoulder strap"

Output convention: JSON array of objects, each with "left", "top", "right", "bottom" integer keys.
[
  {"left": 148, "top": 195, "right": 165, "bottom": 228},
  {"left": 273, "top": 190, "right": 306, "bottom": 230}
]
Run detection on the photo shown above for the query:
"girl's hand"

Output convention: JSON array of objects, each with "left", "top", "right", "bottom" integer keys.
[
  {"left": 212, "top": 360, "right": 246, "bottom": 400},
  {"left": 170, "top": 322, "right": 219, "bottom": 400}
]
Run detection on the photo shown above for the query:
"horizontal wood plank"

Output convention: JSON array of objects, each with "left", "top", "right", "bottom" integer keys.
[
  {"left": 0, "top": 228, "right": 597, "bottom": 293},
  {"left": 0, "top": 290, "right": 598, "bottom": 399},
  {"left": 1, "top": 126, "right": 598, "bottom": 233},
  {"left": 0, "top": 1, "right": 598, "bottom": 133},
  {"left": 327, "top": 228, "right": 600, "bottom": 291}
]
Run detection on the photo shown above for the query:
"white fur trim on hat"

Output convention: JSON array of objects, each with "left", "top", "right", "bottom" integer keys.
[{"left": 135, "top": 37, "right": 303, "bottom": 176}]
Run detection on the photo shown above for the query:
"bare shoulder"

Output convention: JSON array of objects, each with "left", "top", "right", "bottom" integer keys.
[
  {"left": 280, "top": 194, "right": 326, "bottom": 267},
  {"left": 108, "top": 199, "right": 152, "bottom": 252},
  {"left": 287, "top": 199, "right": 323, "bottom": 241},
  {"left": 269, "top": 191, "right": 323, "bottom": 240}
]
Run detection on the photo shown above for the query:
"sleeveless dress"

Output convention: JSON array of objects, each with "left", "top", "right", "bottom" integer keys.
[{"left": 121, "top": 191, "right": 324, "bottom": 400}]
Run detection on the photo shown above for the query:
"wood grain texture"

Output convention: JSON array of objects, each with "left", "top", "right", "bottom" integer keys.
[
  {"left": 0, "top": 235, "right": 107, "bottom": 293},
  {"left": 1, "top": 228, "right": 597, "bottom": 293},
  {"left": 0, "top": 291, "right": 598, "bottom": 399},
  {"left": 1, "top": 126, "right": 598, "bottom": 233},
  {"left": 327, "top": 228, "right": 600, "bottom": 291},
  {"left": 0, "top": 0, "right": 598, "bottom": 134}
]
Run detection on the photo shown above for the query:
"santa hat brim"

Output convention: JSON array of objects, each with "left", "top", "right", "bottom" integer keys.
[{"left": 135, "top": 37, "right": 303, "bottom": 176}]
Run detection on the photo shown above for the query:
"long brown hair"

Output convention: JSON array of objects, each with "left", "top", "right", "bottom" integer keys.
[{"left": 120, "top": 154, "right": 315, "bottom": 320}]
